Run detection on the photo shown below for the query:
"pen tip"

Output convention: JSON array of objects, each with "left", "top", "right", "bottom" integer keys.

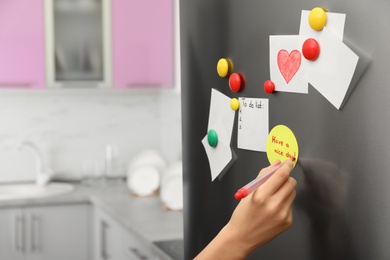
[{"left": 234, "top": 190, "right": 246, "bottom": 200}]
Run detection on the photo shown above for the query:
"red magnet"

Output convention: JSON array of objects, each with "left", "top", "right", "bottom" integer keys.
[
  {"left": 302, "top": 38, "right": 320, "bottom": 61},
  {"left": 264, "top": 80, "right": 275, "bottom": 94},
  {"left": 229, "top": 73, "right": 245, "bottom": 92}
]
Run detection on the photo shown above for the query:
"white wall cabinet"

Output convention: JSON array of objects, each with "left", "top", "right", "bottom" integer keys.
[{"left": 0, "top": 204, "right": 91, "bottom": 260}]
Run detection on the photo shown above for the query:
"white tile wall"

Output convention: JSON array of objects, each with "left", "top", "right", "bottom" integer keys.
[{"left": 0, "top": 90, "right": 182, "bottom": 183}]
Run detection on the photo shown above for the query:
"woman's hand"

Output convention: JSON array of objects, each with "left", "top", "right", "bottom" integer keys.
[{"left": 195, "top": 160, "right": 296, "bottom": 260}]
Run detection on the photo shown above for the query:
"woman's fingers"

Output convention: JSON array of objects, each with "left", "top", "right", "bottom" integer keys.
[
  {"left": 273, "top": 177, "right": 297, "bottom": 202},
  {"left": 259, "top": 160, "right": 294, "bottom": 197}
]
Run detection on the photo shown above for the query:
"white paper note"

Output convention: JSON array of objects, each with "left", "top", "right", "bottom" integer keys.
[
  {"left": 202, "top": 119, "right": 235, "bottom": 181},
  {"left": 207, "top": 89, "right": 236, "bottom": 144},
  {"left": 308, "top": 27, "right": 359, "bottom": 109},
  {"left": 237, "top": 98, "right": 269, "bottom": 152},
  {"left": 299, "top": 10, "right": 346, "bottom": 41},
  {"left": 202, "top": 89, "right": 236, "bottom": 181},
  {"left": 270, "top": 35, "right": 309, "bottom": 94}
]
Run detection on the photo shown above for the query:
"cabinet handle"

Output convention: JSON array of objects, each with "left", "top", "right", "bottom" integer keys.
[
  {"left": 100, "top": 221, "right": 110, "bottom": 260},
  {"left": 31, "top": 215, "right": 40, "bottom": 253},
  {"left": 126, "top": 83, "right": 162, "bottom": 87},
  {"left": 128, "top": 247, "right": 148, "bottom": 260},
  {"left": 14, "top": 215, "right": 21, "bottom": 252},
  {"left": 0, "top": 82, "right": 33, "bottom": 87},
  {"left": 20, "top": 215, "right": 26, "bottom": 254}
]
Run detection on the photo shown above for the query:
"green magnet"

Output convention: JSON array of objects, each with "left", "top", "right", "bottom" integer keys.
[{"left": 208, "top": 129, "right": 218, "bottom": 147}]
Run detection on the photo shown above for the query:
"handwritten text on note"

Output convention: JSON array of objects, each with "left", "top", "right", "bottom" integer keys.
[{"left": 237, "top": 98, "right": 269, "bottom": 152}]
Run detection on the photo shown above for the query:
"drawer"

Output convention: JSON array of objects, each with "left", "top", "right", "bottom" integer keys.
[{"left": 122, "top": 229, "right": 161, "bottom": 260}]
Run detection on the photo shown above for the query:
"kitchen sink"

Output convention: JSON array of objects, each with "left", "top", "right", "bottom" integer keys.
[{"left": 0, "top": 182, "right": 74, "bottom": 200}]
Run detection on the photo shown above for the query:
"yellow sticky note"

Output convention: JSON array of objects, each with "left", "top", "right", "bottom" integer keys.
[{"left": 266, "top": 125, "right": 298, "bottom": 167}]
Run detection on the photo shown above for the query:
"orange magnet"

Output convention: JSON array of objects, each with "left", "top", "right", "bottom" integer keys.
[
  {"left": 229, "top": 73, "right": 244, "bottom": 92},
  {"left": 264, "top": 80, "right": 275, "bottom": 94},
  {"left": 217, "top": 58, "right": 233, "bottom": 78},
  {"left": 308, "top": 7, "right": 327, "bottom": 31},
  {"left": 302, "top": 38, "right": 320, "bottom": 61}
]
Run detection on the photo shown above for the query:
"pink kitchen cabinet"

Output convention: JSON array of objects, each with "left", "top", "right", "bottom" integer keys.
[
  {"left": 0, "top": 0, "right": 46, "bottom": 89},
  {"left": 45, "top": 0, "right": 112, "bottom": 88},
  {"left": 111, "top": 0, "right": 174, "bottom": 89}
]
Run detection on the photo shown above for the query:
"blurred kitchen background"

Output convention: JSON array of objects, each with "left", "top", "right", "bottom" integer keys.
[
  {"left": 0, "top": 90, "right": 181, "bottom": 182},
  {"left": 0, "top": 0, "right": 181, "bottom": 182},
  {"left": 0, "top": 0, "right": 183, "bottom": 259}
]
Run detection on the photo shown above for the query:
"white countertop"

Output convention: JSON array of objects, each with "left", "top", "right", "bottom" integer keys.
[{"left": 0, "top": 180, "right": 183, "bottom": 243}]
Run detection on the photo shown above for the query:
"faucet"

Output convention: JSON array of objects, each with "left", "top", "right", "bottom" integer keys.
[{"left": 18, "top": 141, "right": 51, "bottom": 186}]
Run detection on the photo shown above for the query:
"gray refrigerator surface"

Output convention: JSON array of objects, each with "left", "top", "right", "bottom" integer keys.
[{"left": 180, "top": 0, "right": 390, "bottom": 259}]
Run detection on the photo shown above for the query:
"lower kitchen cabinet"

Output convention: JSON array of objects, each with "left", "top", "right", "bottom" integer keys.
[
  {"left": 122, "top": 228, "right": 164, "bottom": 260},
  {"left": 0, "top": 203, "right": 91, "bottom": 260},
  {"left": 94, "top": 208, "right": 126, "bottom": 260},
  {"left": 94, "top": 208, "right": 169, "bottom": 260}
]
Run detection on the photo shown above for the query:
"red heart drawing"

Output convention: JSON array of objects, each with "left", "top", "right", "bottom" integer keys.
[{"left": 277, "top": 49, "right": 301, "bottom": 84}]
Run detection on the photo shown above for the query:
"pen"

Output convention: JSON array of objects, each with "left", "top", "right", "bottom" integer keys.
[{"left": 234, "top": 159, "right": 294, "bottom": 200}]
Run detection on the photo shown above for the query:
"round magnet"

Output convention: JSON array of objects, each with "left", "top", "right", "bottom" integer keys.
[
  {"left": 229, "top": 73, "right": 244, "bottom": 92},
  {"left": 217, "top": 58, "right": 233, "bottom": 78},
  {"left": 207, "top": 129, "right": 218, "bottom": 147},
  {"left": 230, "top": 98, "right": 240, "bottom": 111},
  {"left": 264, "top": 80, "right": 275, "bottom": 94},
  {"left": 308, "top": 7, "right": 327, "bottom": 31},
  {"left": 302, "top": 38, "right": 320, "bottom": 61}
]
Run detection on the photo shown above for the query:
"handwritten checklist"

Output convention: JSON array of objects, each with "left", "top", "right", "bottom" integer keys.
[{"left": 237, "top": 98, "right": 269, "bottom": 152}]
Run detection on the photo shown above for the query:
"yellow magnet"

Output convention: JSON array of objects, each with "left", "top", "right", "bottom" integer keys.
[
  {"left": 308, "top": 7, "right": 327, "bottom": 31},
  {"left": 217, "top": 58, "right": 233, "bottom": 78},
  {"left": 230, "top": 98, "right": 240, "bottom": 111}
]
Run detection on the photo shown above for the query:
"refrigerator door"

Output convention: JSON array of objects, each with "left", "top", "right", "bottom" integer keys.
[{"left": 181, "top": 0, "right": 390, "bottom": 259}]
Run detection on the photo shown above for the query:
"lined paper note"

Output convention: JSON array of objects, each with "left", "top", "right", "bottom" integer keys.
[{"left": 237, "top": 98, "right": 269, "bottom": 152}]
